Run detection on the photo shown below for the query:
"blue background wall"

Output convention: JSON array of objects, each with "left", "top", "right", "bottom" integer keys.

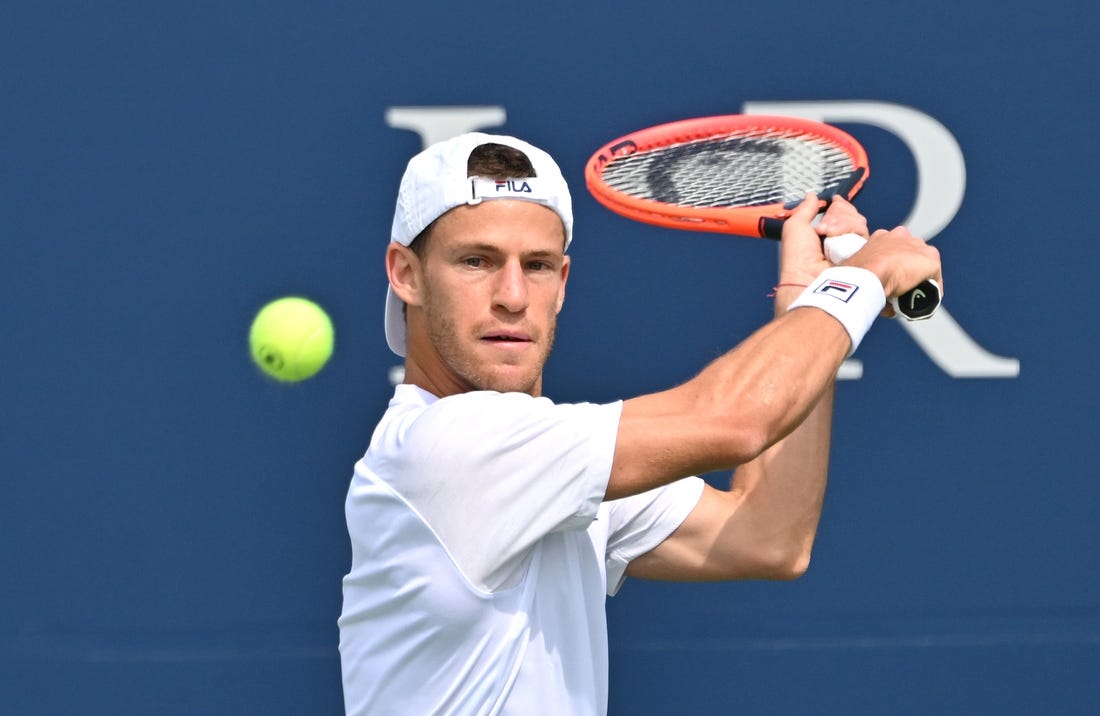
[{"left": 3, "top": 1, "right": 1097, "bottom": 713}]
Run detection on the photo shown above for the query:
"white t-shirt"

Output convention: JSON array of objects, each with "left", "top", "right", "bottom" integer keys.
[{"left": 339, "top": 384, "right": 704, "bottom": 716}]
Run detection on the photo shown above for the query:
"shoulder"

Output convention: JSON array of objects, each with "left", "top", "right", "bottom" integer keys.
[
  {"left": 370, "top": 387, "right": 622, "bottom": 483},
  {"left": 400, "top": 388, "right": 621, "bottom": 446}
]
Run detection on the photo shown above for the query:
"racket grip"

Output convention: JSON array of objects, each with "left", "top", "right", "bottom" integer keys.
[{"left": 822, "top": 234, "right": 940, "bottom": 321}]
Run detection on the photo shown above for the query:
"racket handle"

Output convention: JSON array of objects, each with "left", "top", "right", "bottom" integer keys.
[{"left": 823, "top": 234, "right": 940, "bottom": 321}]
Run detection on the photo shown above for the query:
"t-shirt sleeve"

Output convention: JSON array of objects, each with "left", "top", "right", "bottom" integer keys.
[
  {"left": 378, "top": 391, "right": 622, "bottom": 592},
  {"left": 603, "top": 476, "right": 706, "bottom": 596}
]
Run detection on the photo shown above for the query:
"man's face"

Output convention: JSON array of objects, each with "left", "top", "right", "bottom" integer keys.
[{"left": 402, "top": 199, "right": 570, "bottom": 396}]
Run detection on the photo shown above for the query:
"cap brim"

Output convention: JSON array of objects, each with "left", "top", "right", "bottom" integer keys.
[{"left": 384, "top": 285, "right": 406, "bottom": 357}]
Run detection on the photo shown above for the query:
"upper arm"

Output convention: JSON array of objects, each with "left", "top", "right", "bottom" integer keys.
[
  {"left": 605, "top": 308, "right": 850, "bottom": 503},
  {"left": 607, "top": 389, "right": 766, "bottom": 502},
  {"left": 623, "top": 483, "right": 804, "bottom": 582}
]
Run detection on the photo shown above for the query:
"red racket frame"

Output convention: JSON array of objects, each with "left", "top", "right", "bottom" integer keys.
[{"left": 584, "top": 115, "right": 870, "bottom": 239}]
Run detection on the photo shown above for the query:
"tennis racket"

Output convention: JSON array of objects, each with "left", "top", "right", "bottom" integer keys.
[{"left": 584, "top": 114, "right": 940, "bottom": 320}]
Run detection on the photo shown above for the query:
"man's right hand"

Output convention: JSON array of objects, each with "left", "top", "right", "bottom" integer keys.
[{"left": 842, "top": 225, "right": 943, "bottom": 303}]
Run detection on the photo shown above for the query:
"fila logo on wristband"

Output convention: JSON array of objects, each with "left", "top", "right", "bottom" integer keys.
[
  {"left": 788, "top": 266, "right": 885, "bottom": 357},
  {"left": 814, "top": 279, "right": 860, "bottom": 302}
]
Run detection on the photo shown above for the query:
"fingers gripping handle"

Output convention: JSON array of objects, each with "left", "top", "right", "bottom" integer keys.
[{"left": 823, "top": 234, "right": 941, "bottom": 321}]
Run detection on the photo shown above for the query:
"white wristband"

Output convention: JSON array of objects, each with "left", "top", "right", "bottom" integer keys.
[{"left": 787, "top": 266, "right": 886, "bottom": 355}]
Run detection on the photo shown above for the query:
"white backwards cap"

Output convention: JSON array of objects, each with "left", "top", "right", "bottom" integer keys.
[{"left": 385, "top": 132, "right": 574, "bottom": 357}]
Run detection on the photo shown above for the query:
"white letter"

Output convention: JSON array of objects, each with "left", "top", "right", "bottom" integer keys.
[
  {"left": 385, "top": 106, "right": 506, "bottom": 147},
  {"left": 743, "top": 101, "right": 1019, "bottom": 379}
]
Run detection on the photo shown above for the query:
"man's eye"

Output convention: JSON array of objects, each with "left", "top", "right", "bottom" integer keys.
[{"left": 463, "top": 257, "right": 484, "bottom": 267}]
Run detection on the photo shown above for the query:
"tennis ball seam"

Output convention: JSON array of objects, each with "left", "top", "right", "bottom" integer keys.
[{"left": 289, "top": 318, "right": 334, "bottom": 380}]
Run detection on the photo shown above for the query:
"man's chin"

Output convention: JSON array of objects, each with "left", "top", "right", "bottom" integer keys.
[{"left": 471, "top": 364, "right": 542, "bottom": 396}]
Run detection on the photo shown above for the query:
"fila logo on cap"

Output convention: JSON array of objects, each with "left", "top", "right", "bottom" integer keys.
[
  {"left": 468, "top": 177, "right": 549, "bottom": 205},
  {"left": 494, "top": 179, "right": 532, "bottom": 193}
]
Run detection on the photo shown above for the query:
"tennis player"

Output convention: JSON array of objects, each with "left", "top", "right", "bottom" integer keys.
[{"left": 338, "top": 133, "right": 941, "bottom": 715}]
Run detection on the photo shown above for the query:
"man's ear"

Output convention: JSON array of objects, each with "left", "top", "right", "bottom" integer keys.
[
  {"left": 386, "top": 243, "right": 422, "bottom": 306},
  {"left": 555, "top": 255, "right": 570, "bottom": 314}
]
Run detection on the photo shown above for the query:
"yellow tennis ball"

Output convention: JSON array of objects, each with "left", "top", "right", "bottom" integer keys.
[{"left": 249, "top": 296, "right": 334, "bottom": 382}]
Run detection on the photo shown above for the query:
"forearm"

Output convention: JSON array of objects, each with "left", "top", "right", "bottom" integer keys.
[
  {"left": 726, "top": 372, "right": 834, "bottom": 574},
  {"left": 617, "top": 322, "right": 838, "bottom": 581},
  {"left": 721, "top": 286, "right": 838, "bottom": 573},
  {"left": 623, "top": 288, "right": 840, "bottom": 581},
  {"left": 621, "top": 198, "right": 941, "bottom": 582},
  {"left": 610, "top": 303, "right": 849, "bottom": 499}
]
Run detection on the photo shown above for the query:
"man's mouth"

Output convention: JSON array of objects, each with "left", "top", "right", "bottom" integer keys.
[{"left": 483, "top": 332, "right": 531, "bottom": 344}]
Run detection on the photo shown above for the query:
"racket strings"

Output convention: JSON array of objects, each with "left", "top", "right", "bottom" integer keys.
[{"left": 600, "top": 131, "right": 857, "bottom": 208}]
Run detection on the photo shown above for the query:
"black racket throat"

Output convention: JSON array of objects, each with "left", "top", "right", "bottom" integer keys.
[
  {"left": 759, "top": 217, "right": 786, "bottom": 240},
  {"left": 760, "top": 167, "right": 868, "bottom": 240}
]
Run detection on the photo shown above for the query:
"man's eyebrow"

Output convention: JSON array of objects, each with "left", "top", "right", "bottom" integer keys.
[{"left": 450, "top": 242, "right": 561, "bottom": 258}]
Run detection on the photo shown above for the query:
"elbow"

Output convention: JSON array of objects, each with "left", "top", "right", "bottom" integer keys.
[
  {"left": 773, "top": 549, "right": 812, "bottom": 581},
  {"left": 718, "top": 425, "right": 773, "bottom": 466},
  {"left": 754, "top": 540, "right": 814, "bottom": 581}
]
